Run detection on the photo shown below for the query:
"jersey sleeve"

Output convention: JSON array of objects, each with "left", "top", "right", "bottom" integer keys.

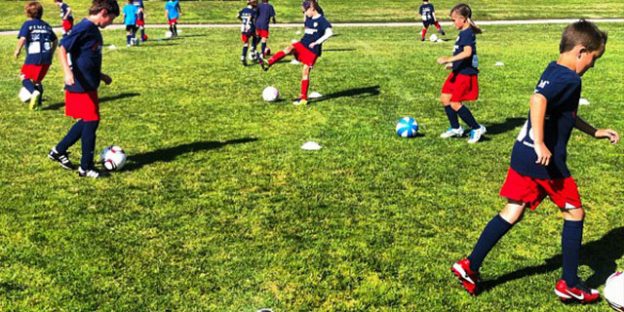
[
  {"left": 419, "top": 5, "right": 424, "bottom": 15},
  {"left": 321, "top": 17, "right": 332, "bottom": 29},
  {"left": 60, "top": 27, "right": 81, "bottom": 52},
  {"left": 17, "top": 23, "right": 29, "bottom": 39},
  {"left": 431, "top": 4, "right": 435, "bottom": 12},
  {"left": 534, "top": 76, "right": 579, "bottom": 103}
]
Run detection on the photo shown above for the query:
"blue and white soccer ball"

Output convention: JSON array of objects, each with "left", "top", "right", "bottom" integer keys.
[
  {"left": 396, "top": 117, "right": 419, "bottom": 138},
  {"left": 604, "top": 272, "right": 624, "bottom": 311},
  {"left": 100, "top": 145, "right": 127, "bottom": 171}
]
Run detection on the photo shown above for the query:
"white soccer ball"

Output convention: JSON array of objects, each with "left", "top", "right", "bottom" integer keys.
[
  {"left": 18, "top": 87, "right": 32, "bottom": 102},
  {"left": 262, "top": 86, "right": 279, "bottom": 102},
  {"left": 165, "top": 31, "right": 173, "bottom": 38},
  {"left": 430, "top": 34, "right": 439, "bottom": 42},
  {"left": 605, "top": 272, "right": 624, "bottom": 311},
  {"left": 100, "top": 145, "right": 127, "bottom": 171}
]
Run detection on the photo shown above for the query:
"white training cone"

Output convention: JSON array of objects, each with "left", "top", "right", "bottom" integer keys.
[
  {"left": 309, "top": 91, "right": 323, "bottom": 99},
  {"left": 301, "top": 141, "right": 322, "bottom": 151},
  {"left": 495, "top": 61, "right": 505, "bottom": 66},
  {"left": 579, "top": 98, "right": 590, "bottom": 106}
]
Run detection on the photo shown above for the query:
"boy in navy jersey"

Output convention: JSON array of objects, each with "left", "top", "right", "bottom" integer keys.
[
  {"left": 14, "top": 1, "right": 57, "bottom": 110},
  {"left": 451, "top": 20, "right": 618, "bottom": 304},
  {"left": 419, "top": 0, "right": 445, "bottom": 41},
  {"left": 238, "top": 0, "right": 258, "bottom": 66},
  {"left": 260, "top": 0, "right": 332, "bottom": 106},
  {"left": 254, "top": 0, "right": 276, "bottom": 58},
  {"left": 48, "top": 0, "right": 119, "bottom": 178},
  {"left": 134, "top": 0, "right": 147, "bottom": 41},
  {"left": 122, "top": 0, "right": 138, "bottom": 46},
  {"left": 437, "top": 4, "right": 485, "bottom": 144},
  {"left": 54, "top": 0, "right": 73, "bottom": 37}
]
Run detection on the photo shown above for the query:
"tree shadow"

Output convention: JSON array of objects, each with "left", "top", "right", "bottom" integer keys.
[
  {"left": 123, "top": 137, "right": 258, "bottom": 172},
  {"left": 42, "top": 92, "right": 141, "bottom": 111},
  {"left": 310, "top": 85, "right": 380, "bottom": 103},
  {"left": 485, "top": 117, "right": 526, "bottom": 135},
  {"left": 480, "top": 226, "right": 624, "bottom": 293}
]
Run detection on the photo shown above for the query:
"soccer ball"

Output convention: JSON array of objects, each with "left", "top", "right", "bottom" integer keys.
[
  {"left": 430, "top": 34, "right": 438, "bottom": 42},
  {"left": 18, "top": 87, "right": 31, "bottom": 102},
  {"left": 165, "top": 31, "right": 173, "bottom": 38},
  {"left": 604, "top": 272, "right": 624, "bottom": 311},
  {"left": 262, "top": 86, "right": 279, "bottom": 102},
  {"left": 396, "top": 117, "right": 419, "bottom": 138},
  {"left": 100, "top": 145, "right": 127, "bottom": 171}
]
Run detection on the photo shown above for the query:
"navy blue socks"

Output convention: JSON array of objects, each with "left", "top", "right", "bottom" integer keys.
[
  {"left": 80, "top": 121, "right": 99, "bottom": 170},
  {"left": 242, "top": 45, "right": 248, "bottom": 58},
  {"left": 562, "top": 220, "right": 583, "bottom": 286},
  {"left": 56, "top": 120, "right": 84, "bottom": 153},
  {"left": 22, "top": 79, "right": 36, "bottom": 93},
  {"left": 444, "top": 106, "right": 460, "bottom": 129},
  {"left": 457, "top": 105, "right": 480, "bottom": 129},
  {"left": 468, "top": 214, "right": 513, "bottom": 272}
]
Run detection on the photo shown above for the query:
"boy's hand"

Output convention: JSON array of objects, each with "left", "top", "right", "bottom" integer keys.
[
  {"left": 595, "top": 129, "right": 619, "bottom": 144},
  {"left": 534, "top": 142, "right": 552, "bottom": 166},
  {"left": 437, "top": 56, "right": 450, "bottom": 65},
  {"left": 101, "top": 74, "right": 112, "bottom": 85},
  {"left": 308, "top": 42, "right": 317, "bottom": 49},
  {"left": 13, "top": 50, "right": 20, "bottom": 59},
  {"left": 64, "top": 72, "right": 75, "bottom": 86}
]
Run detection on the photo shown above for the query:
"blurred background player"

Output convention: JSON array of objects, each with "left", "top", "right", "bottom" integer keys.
[
  {"left": 123, "top": 0, "right": 138, "bottom": 47},
  {"left": 254, "top": 0, "right": 276, "bottom": 58},
  {"left": 134, "top": 0, "right": 147, "bottom": 41},
  {"left": 165, "top": 0, "right": 181, "bottom": 37},
  {"left": 260, "top": 0, "right": 332, "bottom": 106},
  {"left": 49, "top": 0, "right": 119, "bottom": 178},
  {"left": 419, "top": 0, "right": 445, "bottom": 41},
  {"left": 14, "top": 1, "right": 57, "bottom": 110},
  {"left": 436, "top": 3, "right": 485, "bottom": 143},
  {"left": 54, "top": 0, "right": 73, "bottom": 37},
  {"left": 238, "top": 0, "right": 258, "bottom": 66}
]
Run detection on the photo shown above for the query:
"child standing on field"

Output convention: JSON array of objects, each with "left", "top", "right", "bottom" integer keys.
[
  {"left": 437, "top": 3, "right": 486, "bottom": 144},
  {"left": 48, "top": 0, "right": 119, "bottom": 178},
  {"left": 54, "top": 0, "right": 73, "bottom": 37},
  {"left": 123, "top": 0, "right": 138, "bottom": 46},
  {"left": 419, "top": 0, "right": 445, "bottom": 41},
  {"left": 134, "top": 0, "right": 147, "bottom": 41},
  {"left": 165, "top": 0, "right": 181, "bottom": 37},
  {"left": 238, "top": 0, "right": 258, "bottom": 66},
  {"left": 260, "top": 0, "right": 332, "bottom": 106},
  {"left": 14, "top": 1, "right": 57, "bottom": 110},
  {"left": 451, "top": 19, "right": 618, "bottom": 304},
  {"left": 254, "top": 0, "right": 276, "bottom": 58}
]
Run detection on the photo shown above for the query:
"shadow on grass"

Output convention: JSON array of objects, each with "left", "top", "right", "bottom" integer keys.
[
  {"left": 323, "top": 48, "right": 356, "bottom": 52},
  {"left": 310, "top": 85, "right": 380, "bottom": 103},
  {"left": 0, "top": 281, "right": 26, "bottom": 294},
  {"left": 480, "top": 226, "right": 624, "bottom": 293},
  {"left": 140, "top": 42, "right": 179, "bottom": 48},
  {"left": 42, "top": 92, "right": 141, "bottom": 111},
  {"left": 123, "top": 137, "right": 258, "bottom": 172},
  {"left": 485, "top": 117, "right": 526, "bottom": 135}
]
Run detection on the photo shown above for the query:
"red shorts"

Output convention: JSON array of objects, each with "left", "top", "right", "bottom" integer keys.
[
  {"left": 441, "top": 72, "right": 479, "bottom": 102},
  {"left": 62, "top": 19, "right": 73, "bottom": 32},
  {"left": 499, "top": 167, "right": 582, "bottom": 210},
  {"left": 168, "top": 18, "right": 178, "bottom": 25},
  {"left": 65, "top": 90, "right": 100, "bottom": 121},
  {"left": 20, "top": 64, "right": 50, "bottom": 83},
  {"left": 137, "top": 19, "right": 145, "bottom": 27},
  {"left": 241, "top": 33, "right": 252, "bottom": 43},
  {"left": 256, "top": 29, "right": 269, "bottom": 38},
  {"left": 292, "top": 42, "right": 318, "bottom": 67}
]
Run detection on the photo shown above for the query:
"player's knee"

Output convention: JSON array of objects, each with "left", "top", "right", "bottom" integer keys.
[{"left": 562, "top": 207, "right": 585, "bottom": 221}]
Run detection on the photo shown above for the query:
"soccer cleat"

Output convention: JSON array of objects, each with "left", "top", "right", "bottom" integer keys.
[
  {"left": 440, "top": 127, "right": 465, "bottom": 138},
  {"left": 440, "top": 29, "right": 446, "bottom": 36},
  {"left": 467, "top": 125, "right": 487, "bottom": 144},
  {"left": 48, "top": 148, "right": 76, "bottom": 170},
  {"left": 29, "top": 90, "right": 41, "bottom": 110},
  {"left": 292, "top": 98, "right": 308, "bottom": 106},
  {"left": 241, "top": 59, "right": 247, "bottom": 66},
  {"left": 554, "top": 279, "right": 600, "bottom": 304},
  {"left": 78, "top": 167, "right": 106, "bottom": 179},
  {"left": 421, "top": 38, "right": 426, "bottom": 42},
  {"left": 258, "top": 55, "right": 270, "bottom": 71},
  {"left": 451, "top": 258, "right": 481, "bottom": 295}
]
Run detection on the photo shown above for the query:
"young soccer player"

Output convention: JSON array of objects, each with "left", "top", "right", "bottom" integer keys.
[
  {"left": 254, "top": 0, "right": 276, "bottom": 58},
  {"left": 165, "top": 0, "right": 181, "bottom": 37},
  {"left": 451, "top": 20, "right": 618, "bottom": 304},
  {"left": 260, "top": 0, "right": 332, "bottom": 106},
  {"left": 419, "top": 0, "right": 445, "bottom": 41},
  {"left": 134, "top": 0, "right": 147, "bottom": 41},
  {"left": 48, "top": 0, "right": 119, "bottom": 178},
  {"left": 436, "top": 3, "right": 486, "bottom": 144},
  {"left": 238, "top": 0, "right": 258, "bottom": 66},
  {"left": 14, "top": 1, "right": 57, "bottom": 110},
  {"left": 122, "top": 0, "right": 138, "bottom": 47},
  {"left": 54, "top": 0, "right": 73, "bottom": 37}
]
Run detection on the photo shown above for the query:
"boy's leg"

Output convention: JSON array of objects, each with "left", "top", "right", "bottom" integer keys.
[
  {"left": 173, "top": 23, "right": 178, "bottom": 36},
  {"left": 421, "top": 27, "right": 428, "bottom": 41},
  {"left": 452, "top": 102, "right": 480, "bottom": 130},
  {"left": 434, "top": 21, "right": 445, "bottom": 35},
  {"left": 21, "top": 78, "right": 36, "bottom": 94},
  {"left": 261, "top": 37, "right": 268, "bottom": 56},
  {"left": 79, "top": 120, "right": 99, "bottom": 171},
  {"left": 56, "top": 120, "right": 84, "bottom": 153},
  {"left": 242, "top": 39, "right": 249, "bottom": 65},
  {"left": 299, "top": 65, "right": 311, "bottom": 102},
  {"left": 267, "top": 45, "right": 293, "bottom": 66},
  {"left": 440, "top": 94, "right": 463, "bottom": 138}
]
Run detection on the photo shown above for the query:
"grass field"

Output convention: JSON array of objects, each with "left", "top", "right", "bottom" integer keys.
[
  {"left": 1, "top": 22, "right": 623, "bottom": 310},
  {"left": 1, "top": 0, "right": 624, "bottom": 30}
]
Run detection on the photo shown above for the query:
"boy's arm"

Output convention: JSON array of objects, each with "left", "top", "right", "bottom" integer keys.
[
  {"left": 530, "top": 93, "right": 552, "bottom": 166},
  {"left": 63, "top": 7, "right": 72, "bottom": 20},
  {"left": 575, "top": 117, "right": 619, "bottom": 144},
  {"left": 51, "top": 39, "right": 58, "bottom": 56},
  {"left": 437, "top": 46, "right": 472, "bottom": 64},
  {"left": 308, "top": 27, "right": 332, "bottom": 48},
  {"left": 14, "top": 37, "right": 26, "bottom": 59},
  {"left": 57, "top": 45, "right": 74, "bottom": 85}
]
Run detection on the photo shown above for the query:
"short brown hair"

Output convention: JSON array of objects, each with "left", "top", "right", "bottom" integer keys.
[
  {"left": 89, "top": 0, "right": 120, "bottom": 16},
  {"left": 25, "top": 1, "right": 43, "bottom": 19},
  {"left": 560, "top": 19, "right": 608, "bottom": 53}
]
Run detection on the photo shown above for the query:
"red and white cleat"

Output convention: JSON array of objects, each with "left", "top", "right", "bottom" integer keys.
[
  {"left": 554, "top": 279, "right": 600, "bottom": 304},
  {"left": 451, "top": 258, "right": 480, "bottom": 295}
]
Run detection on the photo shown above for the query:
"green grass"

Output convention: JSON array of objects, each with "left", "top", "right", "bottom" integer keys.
[
  {"left": 2, "top": 0, "right": 624, "bottom": 30},
  {"left": 1, "top": 23, "right": 624, "bottom": 310}
]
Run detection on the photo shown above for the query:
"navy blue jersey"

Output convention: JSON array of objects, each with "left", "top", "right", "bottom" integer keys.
[
  {"left": 300, "top": 15, "right": 331, "bottom": 56},
  {"left": 238, "top": 6, "right": 256, "bottom": 34},
  {"left": 61, "top": 18, "right": 103, "bottom": 92},
  {"left": 134, "top": 0, "right": 144, "bottom": 20},
  {"left": 419, "top": 3, "right": 435, "bottom": 21},
  {"left": 452, "top": 27, "right": 478, "bottom": 75},
  {"left": 510, "top": 62, "right": 582, "bottom": 179},
  {"left": 18, "top": 19, "right": 57, "bottom": 65},
  {"left": 255, "top": 3, "right": 275, "bottom": 30},
  {"left": 60, "top": 3, "right": 73, "bottom": 20},
  {"left": 133, "top": 0, "right": 144, "bottom": 8}
]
